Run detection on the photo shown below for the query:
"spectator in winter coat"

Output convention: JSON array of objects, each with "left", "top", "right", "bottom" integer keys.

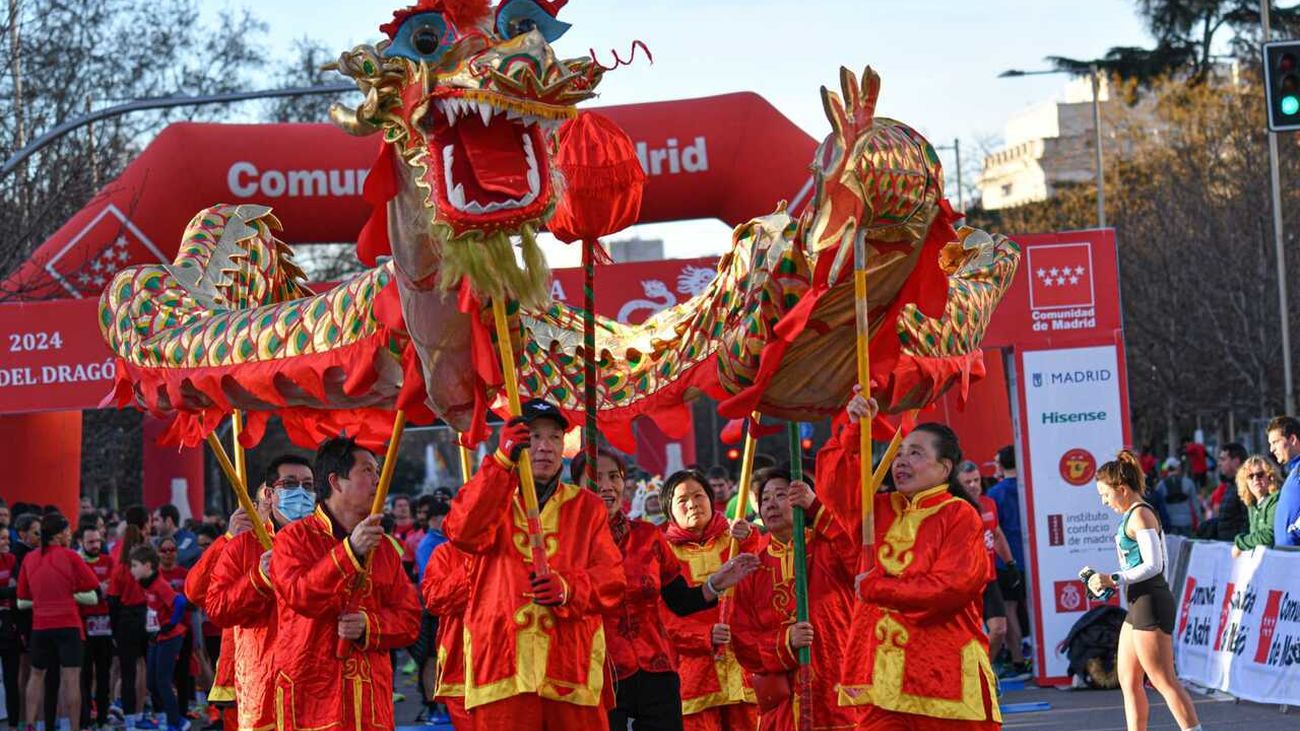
[
  {"left": 1231, "top": 455, "right": 1282, "bottom": 558},
  {"left": 1155, "top": 459, "right": 1200, "bottom": 536},
  {"left": 1212, "top": 443, "right": 1250, "bottom": 541}
]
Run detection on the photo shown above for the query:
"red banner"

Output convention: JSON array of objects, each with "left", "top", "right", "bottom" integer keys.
[{"left": 0, "top": 298, "right": 118, "bottom": 412}]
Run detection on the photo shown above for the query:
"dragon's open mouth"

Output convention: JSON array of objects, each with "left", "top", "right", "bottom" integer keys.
[{"left": 420, "top": 92, "right": 566, "bottom": 230}]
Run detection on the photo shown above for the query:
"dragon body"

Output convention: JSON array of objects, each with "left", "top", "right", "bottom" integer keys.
[{"left": 99, "top": 0, "right": 1021, "bottom": 450}]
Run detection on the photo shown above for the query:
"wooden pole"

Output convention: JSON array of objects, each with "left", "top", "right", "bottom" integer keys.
[
  {"left": 337, "top": 409, "right": 406, "bottom": 659},
  {"left": 725, "top": 412, "right": 762, "bottom": 557},
  {"left": 458, "top": 443, "right": 474, "bottom": 484},
  {"left": 788, "top": 422, "right": 814, "bottom": 731},
  {"left": 231, "top": 410, "right": 248, "bottom": 488},
  {"left": 490, "top": 297, "right": 550, "bottom": 576},
  {"left": 852, "top": 228, "right": 876, "bottom": 554},
  {"left": 370, "top": 410, "right": 407, "bottom": 517},
  {"left": 205, "top": 432, "right": 272, "bottom": 550},
  {"left": 870, "top": 419, "right": 908, "bottom": 494}
]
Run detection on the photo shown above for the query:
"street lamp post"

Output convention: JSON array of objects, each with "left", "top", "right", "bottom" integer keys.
[
  {"left": 1263, "top": 2, "right": 1295, "bottom": 416},
  {"left": 999, "top": 67, "right": 1106, "bottom": 229}
]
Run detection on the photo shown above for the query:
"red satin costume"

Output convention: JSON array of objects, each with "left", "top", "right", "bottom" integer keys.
[
  {"left": 731, "top": 501, "right": 862, "bottom": 731},
  {"left": 816, "top": 421, "right": 1001, "bottom": 730},
  {"left": 270, "top": 505, "right": 421, "bottom": 730},
  {"left": 444, "top": 455, "right": 625, "bottom": 729}
]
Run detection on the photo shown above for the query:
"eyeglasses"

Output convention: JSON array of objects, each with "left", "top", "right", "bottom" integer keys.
[
  {"left": 1248, "top": 471, "right": 1272, "bottom": 481},
  {"left": 158, "top": 547, "right": 177, "bottom": 554},
  {"left": 274, "top": 479, "right": 313, "bottom": 490}
]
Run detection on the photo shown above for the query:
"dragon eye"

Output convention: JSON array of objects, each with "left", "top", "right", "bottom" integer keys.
[
  {"left": 412, "top": 26, "right": 442, "bottom": 56},
  {"left": 496, "top": 0, "right": 570, "bottom": 42},
  {"left": 508, "top": 17, "right": 537, "bottom": 36},
  {"left": 383, "top": 12, "right": 452, "bottom": 63}
]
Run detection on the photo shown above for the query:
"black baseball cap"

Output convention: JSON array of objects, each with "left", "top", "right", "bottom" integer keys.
[{"left": 520, "top": 399, "right": 570, "bottom": 430}]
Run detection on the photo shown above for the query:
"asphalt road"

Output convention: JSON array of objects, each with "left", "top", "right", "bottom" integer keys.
[{"left": 390, "top": 665, "right": 1300, "bottom": 730}]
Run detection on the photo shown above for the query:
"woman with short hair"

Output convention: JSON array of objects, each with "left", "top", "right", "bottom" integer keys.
[
  {"left": 659, "top": 469, "right": 763, "bottom": 731},
  {"left": 1087, "top": 451, "right": 1201, "bottom": 731},
  {"left": 571, "top": 452, "right": 758, "bottom": 731},
  {"left": 1231, "top": 454, "right": 1282, "bottom": 558}
]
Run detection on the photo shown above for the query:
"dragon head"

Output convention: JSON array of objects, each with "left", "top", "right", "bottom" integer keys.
[
  {"left": 331, "top": 0, "right": 603, "bottom": 305},
  {"left": 803, "top": 67, "right": 943, "bottom": 279}
]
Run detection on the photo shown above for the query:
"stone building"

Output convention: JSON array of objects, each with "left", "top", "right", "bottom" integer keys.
[{"left": 978, "top": 76, "right": 1113, "bottom": 210}]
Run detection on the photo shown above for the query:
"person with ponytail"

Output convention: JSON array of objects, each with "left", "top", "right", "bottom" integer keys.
[
  {"left": 814, "top": 388, "right": 1000, "bottom": 730},
  {"left": 569, "top": 451, "right": 759, "bottom": 731},
  {"left": 16, "top": 513, "right": 100, "bottom": 731},
  {"left": 107, "top": 512, "right": 151, "bottom": 726},
  {"left": 658, "top": 468, "right": 762, "bottom": 731},
  {"left": 1086, "top": 450, "right": 1202, "bottom": 731}
]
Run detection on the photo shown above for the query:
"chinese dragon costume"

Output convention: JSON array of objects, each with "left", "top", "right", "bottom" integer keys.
[{"left": 97, "top": 0, "right": 1021, "bottom": 452}]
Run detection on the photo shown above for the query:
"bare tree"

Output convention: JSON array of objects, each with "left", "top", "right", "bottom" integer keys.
[
  {"left": 970, "top": 75, "right": 1300, "bottom": 451},
  {"left": 0, "top": 0, "right": 268, "bottom": 298}
]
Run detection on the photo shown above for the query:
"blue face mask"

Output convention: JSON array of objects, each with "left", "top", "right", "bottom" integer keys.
[{"left": 276, "top": 487, "right": 317, "bottom": 522}]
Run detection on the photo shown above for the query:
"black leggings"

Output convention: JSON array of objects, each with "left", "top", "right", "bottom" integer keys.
[
  {"left": 0, "top": 646, "right": 19, "bottom": 726},
  {"left": 116, "top": 629, "right": 146, "bottom": 712},
  {"left": 175, "top": 628, "right": 194, "bottom": 709},
  {"left": 608, "top": 670, "right": 684, "bottom": 731},
  {"left": 81, "top": 635, "right": 113, "bottom": 726}
]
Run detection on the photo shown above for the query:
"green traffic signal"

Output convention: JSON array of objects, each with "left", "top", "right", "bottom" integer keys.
[{"left": 1284, "top": 95, "right": 1300, "bottom": 116}]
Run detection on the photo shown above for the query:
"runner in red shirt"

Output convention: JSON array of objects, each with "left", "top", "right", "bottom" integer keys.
[
  {"left": 129, "top": 544, "right": 188, "bottom": 731},
  {"left": 77, "top": 526, "right": 115, "bottom": 730},
  {"left": 0, "top": 529, "right": 19, "bottom": 729},
  {"left": 17, "top": 514, "right": 100, "bottom": 731},
  {"left": 157, "top": 535, "right": 196, "bottom": 716},
  {"left": 108, "top": 521, "right": 151, "bottom": 724},
  {"left": 957, "top": 462, "right": 1017, "bottom": 669}
]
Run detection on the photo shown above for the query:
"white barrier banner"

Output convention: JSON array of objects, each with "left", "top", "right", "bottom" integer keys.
[
  {"left": 1019, "top": 345, "right": 1127, "bottom": 681},
  {"left": 1174, "top": 541, "right": 1300, "bottom": 704}
]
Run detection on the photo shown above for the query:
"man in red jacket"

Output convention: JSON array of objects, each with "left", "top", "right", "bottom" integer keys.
[
  {"left": 206, "top": 454, "right": 315, "bottom": 731},
  {"left": 185, "top": 512, "right": 246, "bottom": 731},
  {"left": 270, "top": 436, "right": 421, "bottom": 731},
  {"left": 444, "top": 399, "right": 626, "bottom": 728}
]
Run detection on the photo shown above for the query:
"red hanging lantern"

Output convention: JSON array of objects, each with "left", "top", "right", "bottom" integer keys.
[{"left": 549, "top": 111, "right": 646, "bottom": 245}]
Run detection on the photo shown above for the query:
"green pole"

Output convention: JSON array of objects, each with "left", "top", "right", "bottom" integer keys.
[
  {"left": 788, "top": 421, "right": 811, "bottom": 663},
  {"left": 788, "top": 422, "right": 813, "bottom": 730}
]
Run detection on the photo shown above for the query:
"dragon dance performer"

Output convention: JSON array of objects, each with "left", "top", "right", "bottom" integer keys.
[
  {"left": 444, "top": 399, "right": 625, "bottom": 729},
  {"left": 420, "top": 539, "right": 472, "bottom": 730},
  {"left": 660, "top": 471, "right": 761, "bottom": 731},
  {"left": 570, "top": 450, "right": 759, "bottom": 731},
  {"left": 418, "top": 538, "right": 470, "bottom": 723},
  {"left": 731, "top": 470, "right": 861, "bottom": 731},
  {"left": 184, "top": 510, "right": 244, "bottom": 731},
  {"left": 205, "top": 455, "right": 316, "bottom": 731},
  {"left": 816, "top": 392, "right": 1000, "bottom": 730},
  {"left": 270, "top": 436, "right": 421, "bottom": 731}
]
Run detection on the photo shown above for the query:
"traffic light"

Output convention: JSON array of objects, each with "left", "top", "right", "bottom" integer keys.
[{"left": 1265, "top": 40, "right": 1300, "bottom": 132}]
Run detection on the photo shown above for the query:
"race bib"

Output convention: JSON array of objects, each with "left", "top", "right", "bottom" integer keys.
[
  {"left": 86, "top": 614, "right": 112, "bottom": 637},
  {"left": 146, "top": 607, "right": 160, "bottom": 633}
]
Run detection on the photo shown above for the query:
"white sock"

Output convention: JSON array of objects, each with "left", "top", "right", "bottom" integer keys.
[{"left": 1183, "top": 726, "right": 1203, "bottom": 731}]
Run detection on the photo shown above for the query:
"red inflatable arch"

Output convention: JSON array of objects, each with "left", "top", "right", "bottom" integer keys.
[
  {"left": 4, "top": 93, "right": 817, "bottom": 300},
  {"left": 0, "top": 92, "right": 818, "bottom": 518}
]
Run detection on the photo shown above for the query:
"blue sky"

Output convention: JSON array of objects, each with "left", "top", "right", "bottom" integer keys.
[{"left": 207, "top": 1, "right": 1154, "bottom": 261}]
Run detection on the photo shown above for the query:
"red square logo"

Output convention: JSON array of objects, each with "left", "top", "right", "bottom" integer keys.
[
  {"left": 1054, "top": 580, "right": 1088, "bottom": 613},
  {"left": 1047, "top": 514, "right": 1064, "bottom": 546},
  {"left": 1028, "top": 243, "right": 1095, "bottom": 310}
]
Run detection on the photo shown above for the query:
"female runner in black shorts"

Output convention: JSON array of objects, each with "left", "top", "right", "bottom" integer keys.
[{"left": 1088, "top": 451, "right": 1202, "bottom": 731}]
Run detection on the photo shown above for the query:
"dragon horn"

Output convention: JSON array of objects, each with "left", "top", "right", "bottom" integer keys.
[
  {"left": 852, "top": 66, "right": 881, "bottom": 130},
  {"left": 819, "top": 82, "right": 850, "bottom": 142},
  {"left": 329, "top": 103, "right": 380, "bottom": 136}
]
